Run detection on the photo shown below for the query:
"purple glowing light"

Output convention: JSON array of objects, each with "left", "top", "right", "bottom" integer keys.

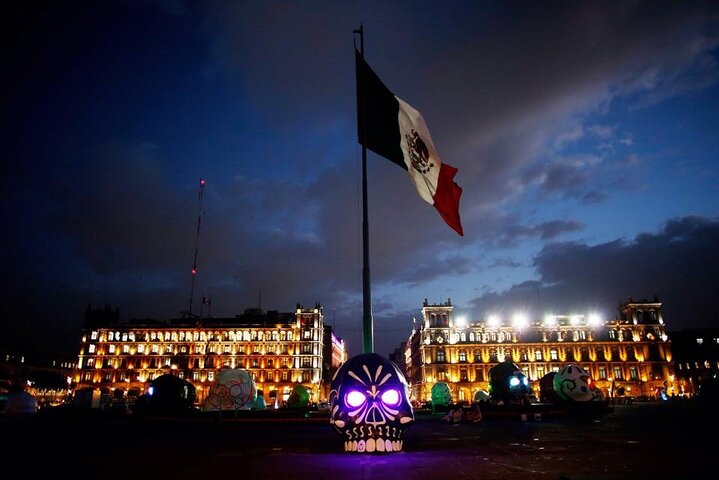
[
  {"left": 346, "top": 390, "right": 366, "bottom": 408},
  {"left": 381, "top": 388, "right": 401, "bottom": 406}
]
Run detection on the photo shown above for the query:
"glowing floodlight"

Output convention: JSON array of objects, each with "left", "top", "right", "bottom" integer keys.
[
  {"left": 487, "top": 314, "right": 501, "bottom": 328},
  {"left": 512, "top": 313, "right": 528, "bottom": 329},
  {"left": 587, "top": 312, "right": 602, "bottom": 327},
  {"left": 570, "top": 315, "right": 582, "bottom": 325},
  {"left": 454, "top": 315, "right": 467, "bottom": 327},
  {"left": 544, "top": 314, "right": 557, "bottom": 327}
]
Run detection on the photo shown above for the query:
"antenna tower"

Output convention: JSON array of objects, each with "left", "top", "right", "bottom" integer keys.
[{"left": 186, "top": 178, "right": 205, "bottom": 318}]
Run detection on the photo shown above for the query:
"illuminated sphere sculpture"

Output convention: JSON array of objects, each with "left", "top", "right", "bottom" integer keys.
[
  {"left": 329, "top": 353, "right": 415, "bottom": 453},
  {"left": 202, "top": 368, "right": 257, "bottom": 411},
  {"left": 553, "top": 364, "right": 602, "bottom": 402},
  {"left": 539, "top": 372, "right": 561, "bottom": 403},
  {"left": 488, "top": 361, "right": 531, "bottom": 403},
  {"left": 287, "top": 385, "right": 311, "bottom": 409},
  {"left": 431, "top": 381, "right": 453, "bottom": 407},
  {"left": 146, "top": 374, "right": 196, "bottom": 413},
  {"left": 474, "top": 389, "right": 490, "bottom": 403}
]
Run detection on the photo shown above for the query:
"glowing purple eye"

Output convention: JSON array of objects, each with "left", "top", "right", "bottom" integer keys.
[
  {"left": 380, "top": 388, "right": 400, "bottom": 405},
  {"left": 345, "top": 390, "right": 366, "bottom": 407}
]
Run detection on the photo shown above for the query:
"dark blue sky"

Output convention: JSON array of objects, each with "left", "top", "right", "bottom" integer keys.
[{"left": 2, "top": 1, "right": 719, "bottom": 359}]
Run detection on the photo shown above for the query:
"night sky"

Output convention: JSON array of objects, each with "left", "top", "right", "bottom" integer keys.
[{"left": 2, "top": 1, "right": 718, "bottom": 359}]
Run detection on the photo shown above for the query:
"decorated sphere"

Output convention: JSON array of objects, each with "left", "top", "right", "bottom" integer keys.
[
  {"left": 474, "top": 389, "right": 490, "bottom": 403},
  {"left": 287, "top": 385, "right": 311, "bottom": 408},
  {"left": 488, "top": 361, "right": 531, "bottom": 402},
  {"left": 329, "top": 353, "right": 414, "bottom": 453},
  {"left": 553, "top": 364, "right": 602, "bottom": 402},
  {"left": 202, "top": 368, "right": 257, "bottom": 411},
  {"left": 539, "top": 372, "right": 561, "bottom": 403},
  {"left": 431, "top": 381, "right": 453, "bottom": 407}
]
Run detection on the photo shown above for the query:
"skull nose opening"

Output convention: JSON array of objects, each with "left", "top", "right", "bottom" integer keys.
[{"left": 365, "top": 403, "right": 387, "bottom": 425}]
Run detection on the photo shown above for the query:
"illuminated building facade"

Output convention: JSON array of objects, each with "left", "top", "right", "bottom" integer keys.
[
  {"left": 73, "top": 303, "right": 347, "bottom": 405},
  {"left": 670, "top": 328, "right": 719, "bottom": 396},
  {"left": 405, "top": 297, "right": 675, "bottom": 402}
]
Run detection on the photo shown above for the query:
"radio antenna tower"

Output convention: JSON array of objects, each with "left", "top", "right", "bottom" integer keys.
[{"left": 186, "top": 178, "right": 205, "bottom": 318}]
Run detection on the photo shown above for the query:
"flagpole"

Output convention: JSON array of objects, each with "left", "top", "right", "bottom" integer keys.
[{"left": 354, "top": 24, "right": 373, "bottom": 354}]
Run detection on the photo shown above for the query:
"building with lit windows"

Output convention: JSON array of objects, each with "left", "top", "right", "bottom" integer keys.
[
  {"left": 404, "top": 297, "right": 675, "bottom": 402},
  {"left": 73, "top": 303, "right": 347, "bottom": 406}
]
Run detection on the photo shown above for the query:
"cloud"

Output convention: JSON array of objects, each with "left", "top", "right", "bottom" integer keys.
[{"left": 469, "top": 216, "right": 719, "bottom": 329}]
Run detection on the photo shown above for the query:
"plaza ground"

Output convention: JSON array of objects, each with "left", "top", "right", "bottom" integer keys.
[{"left": 2, "top": 400, "right": 716, "bottom": 479}]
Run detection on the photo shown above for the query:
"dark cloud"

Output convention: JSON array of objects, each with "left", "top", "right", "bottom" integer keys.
[{"left": 469, "top": 216, "right": 719, "bottom": 329}]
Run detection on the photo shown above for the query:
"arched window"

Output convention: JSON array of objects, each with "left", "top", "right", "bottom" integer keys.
[{"left": 459, "top": 350, "right": 467, "bottom": 362}]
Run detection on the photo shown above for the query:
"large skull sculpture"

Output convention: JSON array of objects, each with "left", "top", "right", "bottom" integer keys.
[{"left": 329, "top": 353, "right": 414, "bottom": 453}]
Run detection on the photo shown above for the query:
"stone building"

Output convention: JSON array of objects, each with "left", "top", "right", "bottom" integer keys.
[{"left": 404, "top": 297, "right": 674, "bottom": 402}]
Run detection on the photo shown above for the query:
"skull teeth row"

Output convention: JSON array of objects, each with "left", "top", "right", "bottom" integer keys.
[{"left": 344, "top": 438, "right": 403, "bottom": 453}]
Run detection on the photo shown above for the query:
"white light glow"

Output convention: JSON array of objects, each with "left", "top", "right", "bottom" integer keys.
[
  {"left": 487, "top": 315, "right": 501, "bottom": 328},
  {"left": 512, "top": 313, "right": 528, "bottom": 329},
  {"left": 570, "top": 315, "right": 582, "bottom": 325},
  {"left": 543, "top": 314, "right": 557, "bottom": 327},
  {"left": 455, "top": 316, "right": 467, "bottom": 327},
  {"left": 587, "top": 312, "right": 602, "bottom": 327}
]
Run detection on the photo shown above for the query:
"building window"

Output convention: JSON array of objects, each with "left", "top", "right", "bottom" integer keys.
[
  {"left": 613, "top": 367, "right": 623, "bottom": 379},
  {"left": 87, "top": 358, "right": 95, "bottom": 367},
  {"left": 303, "top": 330, "right": 312, "bottom": 339},
  {"left": 208, "top": 372, "right": 215, "bottom": 381},
  {"left": 302, "top": 371, "right": 311, "bottom": 382},
  {"left": 302, "top": 343, "right": 313, "bottom": 354},
  {"left": 536, "top": 366, "right": 545, "bottom": 379},
  {"left": 697, "top": 338, "right": 704, "bottom": 345},
  {"left": 109, "top": 345, "right": 116, "bottom": 353},
  {"left": 88, "top": 344, "right": 96, "bottom": 353},
  {"left": 122, "top": 333, "right": 128, "bottom": 342},
  {"left": 90, "top": 331, "right": 98, "bottom": 340},
  {"left": 252, "top": 359, "right": 259, "bottom": 368},
  {"left": 475, "top": 368, "right": 484, "bottom": 381},
  {"left": 165, "top": 345, "right": 173, "bottom": 353},
  {"left": 151, "top": 344, "right": 159, "bottom": 353},
  {"left": 436, "top": 349, "right": 446, "bottom": 363},
  {"left": 608, "top": 330, "right": 615, "bottom": 340},
  {"left": 460, "top": 368, "right": 468, "bottom": 381},
  {"left": 224, "top": 345, "right": 231, "bottom": 353},
  {"left": 267, "top": 359, "right": 274, "bottom": 368},
  {"left": 550, "top": 349, "right": 558, "bottom": 360},
  {"left": 137, "top": 345, "right": 144, "bottom": 353},
  {"left": 629, "top": 367, "right": 638, "bottom": 379},
  {"left": 301, "top": 357, "right": 312, "bottom": 368},
  {"left": 535, "top": 350, "right": 543, "bottom": 361},
  {"left": 122, "top": 345, "right": 130, "bottom": 353},
  {"left": 598, "top": 367, "right": 607, "bottom": 379},
  {"left": 281, "top": 371, "right": 289, "bottom": 381},
  {"left": 458, "top": 350, "right": 467, "bottom": 362},
  {"left": 193, "top": 372, "right": 200, "bottom": 381},
  {"left": 520, "top": 350, "right": 528, "bottom": 361}
]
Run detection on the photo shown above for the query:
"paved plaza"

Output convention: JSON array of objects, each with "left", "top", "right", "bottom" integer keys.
[{"left": 2, "top": 400, "right": 716, "bottom": 479}]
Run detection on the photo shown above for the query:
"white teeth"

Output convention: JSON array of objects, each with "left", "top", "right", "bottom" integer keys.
[
  {"left": 376, "top": 438, "right": 385, "bottom": 452},
  {"left": 343, "top": 437, "right": 403, "bottom": 453},
  {"left": 334, "top": 420, "right": 345, "bottom": 428}
]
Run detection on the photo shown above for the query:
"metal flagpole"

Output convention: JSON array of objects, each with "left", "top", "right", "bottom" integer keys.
[{"left": 354, "top": 24, "right": 373, "bottom": 354}]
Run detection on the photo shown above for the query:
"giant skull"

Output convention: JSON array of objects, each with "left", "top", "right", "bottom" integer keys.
[
  {"left": 329, "top": 353, "right": 414, "bottom": 453},
  {"left": 553, "top": 364, "right": 602, "bottom": 402}
]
